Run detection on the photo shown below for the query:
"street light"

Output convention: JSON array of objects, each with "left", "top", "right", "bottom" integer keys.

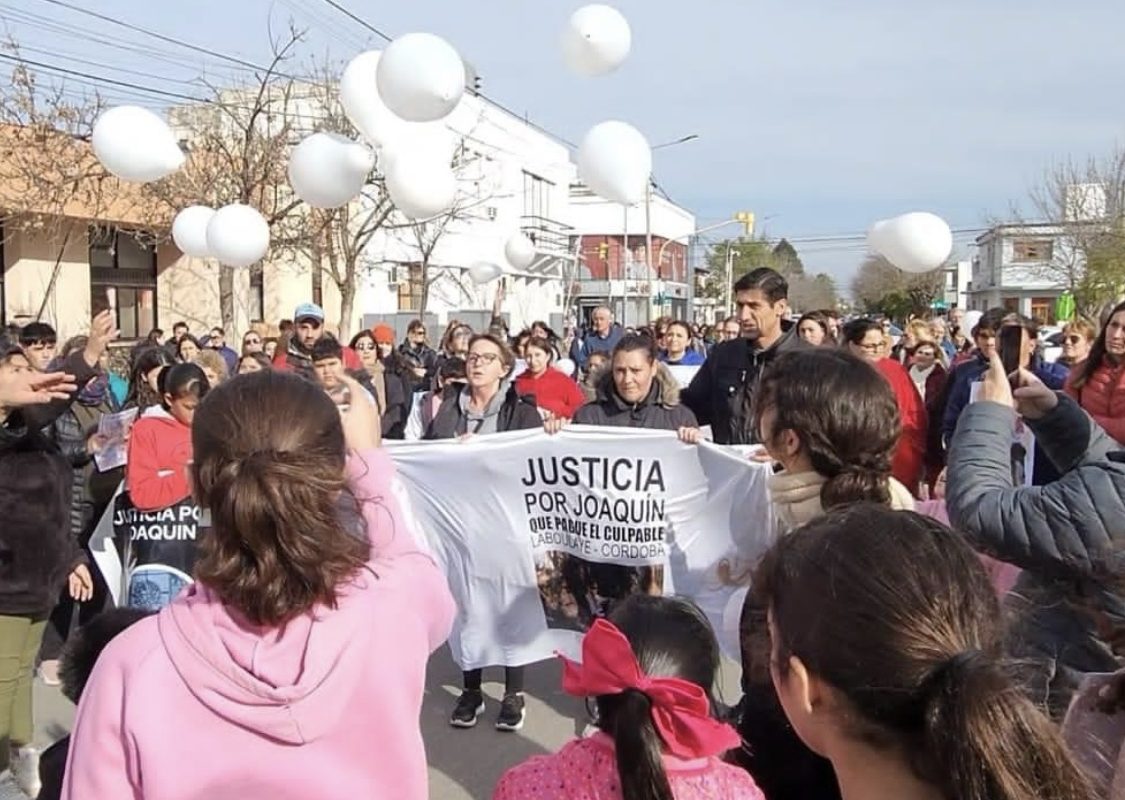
[{"left": 645, "top": 134, "right": 699, "bottom": 321}]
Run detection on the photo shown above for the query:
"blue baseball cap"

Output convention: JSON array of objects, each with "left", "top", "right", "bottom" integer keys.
[{"left": 293, "top": 302, "right": 325, "bottom": 323}]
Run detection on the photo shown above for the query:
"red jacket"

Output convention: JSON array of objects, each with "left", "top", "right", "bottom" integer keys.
[
  {"left": 515, "top": 367, "right": 587, "bottom": 420},
  {"left": 126, "top": 410, "right": 193, "bottom": 512},
  {"left": 876, "top": 358, "right": 926, "bottom": 495},
  {"left": 1065, "top": 360, "right": 1125, "bottom": 444}
]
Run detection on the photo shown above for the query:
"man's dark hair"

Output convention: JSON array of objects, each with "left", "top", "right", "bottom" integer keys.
[
  {"left": 148, "top": 328, "right": 164, "bottom": 341},
  {"left": 19, "top": 322, "right": 57, "bottom": 347},
  {"left": 310, "top": 335, "right": 343, "bottom": 364},
  {"left": 732, "top": 267, "right": 788, "bottom": 304},
  {"left": 173, "top": 321, "right": 189, "bottom": 333},
  {"left": 278, "top": 319, "right": 294, "bottom": 334},
  {"left": 972, "top": 307, "right": 1009, "bottom": 338}
]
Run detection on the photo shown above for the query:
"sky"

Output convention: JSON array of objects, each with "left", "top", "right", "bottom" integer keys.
[{"left": 5, "top": 0, "right": 1125, "bottom": 292}]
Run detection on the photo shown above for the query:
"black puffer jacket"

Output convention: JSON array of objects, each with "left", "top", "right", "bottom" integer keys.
[
  {"left": 0, "top": 350, "right": 96, "bottom": 616},
  {"left": 422, "top": 383, "right": 541, "bottom": 440},
  {"left": 947, "top": 395, "right": 1125, "bottom": 717},
  {"left": 681, "top": 322, "right": 808, "bottom": 444},
  {"left": 573, "top": 363, "right": 697, "bottom": 430}
]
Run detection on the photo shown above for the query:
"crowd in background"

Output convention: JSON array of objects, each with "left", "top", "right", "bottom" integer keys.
[{"left": 2, "top": 266, "right": 1125, "bottom": 799}]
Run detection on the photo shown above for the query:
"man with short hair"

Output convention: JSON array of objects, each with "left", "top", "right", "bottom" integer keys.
[
  {"left": 682, "top": 267, "right": 809, "bottom": 444},
  {"left": 164, "top": 322, "right": 190, "bottom": 360},
  {"left": 206, "top": 327, "right": 239, "bottom": 373},
  {"left": 273, "top": 303, "right": 360, "bottom": 378},
  {"left": 576, "top": 306, "right": 624, "bottom": 370},
  {"left": 19, "top": 323, "right": 58, "bottom": 373},
  {"left": 718, "top": 316, "right": 741, "bottom": 343}
]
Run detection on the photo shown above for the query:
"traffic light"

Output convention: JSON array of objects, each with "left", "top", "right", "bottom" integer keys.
[
  {"left": 597, "top": 241, "right": 610, "bottom": 260},
  {"left": 735, "top": 211, "right": 755, "bottom": 237}
]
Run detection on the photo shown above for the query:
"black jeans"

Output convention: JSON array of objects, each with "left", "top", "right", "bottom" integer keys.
[{"left": 462, "top": 666, "right": 525, "bottom": 695}]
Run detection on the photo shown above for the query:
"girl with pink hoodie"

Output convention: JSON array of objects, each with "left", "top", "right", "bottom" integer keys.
[{"left": 63, "top": 370, "right": 455, "bottom": 800}]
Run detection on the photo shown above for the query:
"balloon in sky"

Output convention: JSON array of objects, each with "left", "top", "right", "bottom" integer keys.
[
  {"left": 377, "top": 122, "right": 456, "bottom": 174},
  {"left": 171, "top": 206, "right": 215, "bottom": 259},
  {"left": 467, "top": 261, "right": 504, "bottom": 285},
  {"left": 206, "top": 204, "right": 270, "bottom": 268},
  {"left": 561, "top": 4, "right": 632, "bottom": 77},
  {"left": 385, "top": 154, "right": 457, "bottom": 220},
  {"left": 288, "top": 132, "right": 374, "bottom": 209},
  {"left": 376, "top": 33, "right": 465, "bottom": 123},
  {"left": 340, "top": 51, "right": 410, "bottom": 148},
  {"left": 92, "top": 105, "right": 185, "bottom": 183},
  {"left": 869, "top": 212, "right": 953, "bottom": 274},
  {"left": 504, "top": 233, "right": 537, "bottom": 270},
  {"left": 577, "top": 121, "right": 652, "bottom": 205}
]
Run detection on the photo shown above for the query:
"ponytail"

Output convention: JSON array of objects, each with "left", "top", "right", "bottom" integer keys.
[
  {"left": 601, "top": 690, "right": 673, "bottom": 800},
  {"left": 919, "top": 652, "right": 1091, "bottom": 800},
  {"left": 820, "top": 465, "right": 891, "bottom": 509}
]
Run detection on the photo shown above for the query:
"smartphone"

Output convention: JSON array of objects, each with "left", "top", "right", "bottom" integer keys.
[{"left": 998, "top": 325, "right": 1023, "bottom": 386}]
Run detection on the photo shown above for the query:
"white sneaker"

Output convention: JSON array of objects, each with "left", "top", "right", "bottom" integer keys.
[
  {"left": 37, "top": 661, "right": 60, "bottom": 687},
  {"left": 10, "top": 745, "right": 40, "bottom": 798}
]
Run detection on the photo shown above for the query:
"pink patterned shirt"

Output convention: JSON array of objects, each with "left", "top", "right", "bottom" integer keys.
[{"left": 493, "top": 733, "right": 765, "bottom": 800}]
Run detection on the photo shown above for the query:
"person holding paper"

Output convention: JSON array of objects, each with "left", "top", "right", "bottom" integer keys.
[{"left": 126, "top": 364, "right": 210, "bottom": 512}]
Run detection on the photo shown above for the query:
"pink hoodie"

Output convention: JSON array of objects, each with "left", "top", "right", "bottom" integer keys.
[{"left": 62, "top": 449, "right": 455, "bottom": 800}]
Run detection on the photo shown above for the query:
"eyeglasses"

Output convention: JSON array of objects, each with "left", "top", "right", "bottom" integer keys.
[
  {"left": 355, "top": 342, "right": 376, "bottom": 351},
  {"left": 466, "top": 353, "right": 501, "bottom": 365},
  {"left": 244, "top": 337, "right": 261, "bottom": 345},
  {"left": 857, "top": 342, "right": 884, "bottom": 353},
  {"left": 1064, "top": 335, "right": 1084, "bottom": 345}
]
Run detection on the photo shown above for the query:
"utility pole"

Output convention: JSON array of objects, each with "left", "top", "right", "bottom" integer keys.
[{"left": 726, "top": 245, "right": 740, "bottom": 316}]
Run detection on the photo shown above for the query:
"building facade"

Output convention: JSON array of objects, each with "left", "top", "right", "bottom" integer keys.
[
  {"left": 968, "top": 223, "right": 1072, "bottom": 323},
  {"left": 567, "top": 186, "right": 694, "bottom": 327}
]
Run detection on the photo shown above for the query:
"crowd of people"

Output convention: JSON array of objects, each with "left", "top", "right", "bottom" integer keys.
[{"left": 0, "top": 265, "right": 1123, "bottom": 799}]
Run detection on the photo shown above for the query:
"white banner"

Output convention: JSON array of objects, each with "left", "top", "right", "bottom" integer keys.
[
  {"left": 90, "top": 430, "right": 776, "bottom": 668},
  {"left": 388, "top": 427, "right": 774, "bottom": 670}
]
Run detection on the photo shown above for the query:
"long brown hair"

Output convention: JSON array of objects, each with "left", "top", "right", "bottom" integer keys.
[
  {"left": 754, "top": 505, "right": 1093, "bottom": 800},
  {"left": 190, "top": 370, "right": 369, "bottom": 627},
  {"left": 754, "top": 349, "right": 901, "bottom": 507},
  {"left": 1072, "top": 299, "right": 1125, "bottom": 390}
]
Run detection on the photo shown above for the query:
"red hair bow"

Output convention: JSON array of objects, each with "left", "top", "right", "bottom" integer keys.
[{"left": 558, "top": 618, "right": 741, "bottom": 759}]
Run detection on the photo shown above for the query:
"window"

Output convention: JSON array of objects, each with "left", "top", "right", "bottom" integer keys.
[
  {"left": 397, "top": 264, "right": 424, "bottom": 311},
  {"left": 249, "top": 266, "right": 264, "bottom": 322},
  {"left": 89, "top": 226, "right": 157, "bottom": 339},
  {"left": 1011, "top": 239, "right": 1053, "bottom": 263},
  {"left": 1030, "top": 297, "right": 1055, "bottom": 325},
  {"left": 522, "top": 171, "right": 553, "bottom": 219}
]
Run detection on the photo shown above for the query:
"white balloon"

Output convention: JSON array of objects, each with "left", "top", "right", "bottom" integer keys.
[
  {"left": 288, "top": 132, "right": 374, "bottom": 209},
  {"left": 340, "top": 51, "right": 410, "bottom": 148},
  {"left": 577, "top": 121, "right": 652, "bottom": 205},
  {"left": 553, "top": 358, "right": 576, "bottom": 377},
  {"left": 377, "top": 122, "right": 456, "bottom": 173},
  {"left": 92, "top": 105, "right": 185, "bottom": 183},
  {"left": 376, "top": 33, "right": 465, "bottom": 123},
  {"left": 962, "top": 310, "right": 983, "bottom": 335},
  {"left": 561, "top": 4, "right": 632, "bottom": 77},
  {"left": 385, "top": 155, "right": 457, "bottom": 220},
  {"left": 205, "top": 204, "right": 270, "bottom": 268},
  {"left": 866, "top": 219, "right": 892, "bottom": 256},
  {"left": 504, "top": 233, "right": 537, "bottom": 270},
  {"left": 467, "top": 261, "right": 504, "bottom": 285},
  {"left": 171, "top": 206, "right": 215, "bottom": 258},
  {"left": 876, "top": 212, "right": 954, "bottom": 274}
]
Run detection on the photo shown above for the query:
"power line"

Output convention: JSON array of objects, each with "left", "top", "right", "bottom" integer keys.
[
  {"left": 0, "top": 52, "right": 206, "bottom": 103},
  {"left": 29, "top": 0, "right": 302, "bottom": 80},
  {"left": 316, "top": 0, "right": 392, "bottom": 43}
]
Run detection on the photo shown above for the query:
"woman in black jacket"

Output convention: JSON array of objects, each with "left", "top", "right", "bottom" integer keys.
[
  {"left": 424, "top": 333, "right": 542, "bottom": 733},
  {"left": 573, "top": 334, "right": 699, "bottom": 433},
  {"left": 0, "top": 311, "right": 114, "bottom": 792}
]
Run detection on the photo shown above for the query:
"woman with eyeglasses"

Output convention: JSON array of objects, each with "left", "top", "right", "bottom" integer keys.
[
  {"left": 422, "top": 333, "right": 543, "bottom": 733},
  {"left": 1058, "top": 319, "right": 1096, "bottom": 371},
  {"left": 240, "top": 332, "right": 264, "bottom": 356},
  {"left": 349, "top": 330, "right": 408, "bottom": 441},
  {"left": 1066, "top": 301, "right": 1125, "bottom": 445},
  {"left": 843, "top": 318, "right": 926, "bottom": 496}
]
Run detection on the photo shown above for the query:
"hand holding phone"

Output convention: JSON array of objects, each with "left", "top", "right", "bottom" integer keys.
[{"left": 998, "top": 325, "right": 1025, "bottom": 389}]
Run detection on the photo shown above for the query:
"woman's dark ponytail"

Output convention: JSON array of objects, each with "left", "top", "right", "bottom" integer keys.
[
  {"left": 602, "top": 690, "right": 673, "bottom": 800},
  {"left": 919, "top": 652, "right": 1091, "bottom": 800}
]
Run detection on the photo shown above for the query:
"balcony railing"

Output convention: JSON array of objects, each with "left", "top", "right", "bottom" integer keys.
[{"left": 520, "top": 215, "right": 574, "bottom": 256}]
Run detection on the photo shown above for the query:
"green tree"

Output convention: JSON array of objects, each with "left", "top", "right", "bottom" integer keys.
[
  {"left": 772, "top": 238, "right": 804, "bottom": 277},
  {"left": 851, "top": 255, "right": 945, "bottom": 319},
  {"left": 702, "top": 236, "right": 837, "bottom": 312}
]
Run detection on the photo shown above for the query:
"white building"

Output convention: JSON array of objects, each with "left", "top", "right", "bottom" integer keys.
[
  {"left": 968, "top": 223, "right": 1073, "bottom": 323},
  {"left": 941, "top": 259, "right": 971, "bottom": 311},
  {"left": 566, "top": 186, "right": 696, "bottom": 326}
]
